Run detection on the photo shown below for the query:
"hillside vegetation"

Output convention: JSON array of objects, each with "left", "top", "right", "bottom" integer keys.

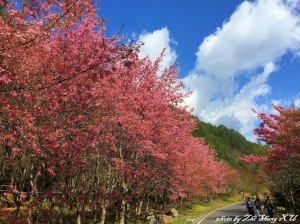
[
  {"left": 192, "top": 120, "right": 266, "bottom": 196},
  {"left": 192, "top": 120, "right": 258, "bottom": 167}
]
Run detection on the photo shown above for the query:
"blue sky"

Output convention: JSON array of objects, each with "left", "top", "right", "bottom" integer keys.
[{"left": 97, "top": 0, "right": 300, "bottom": 142}]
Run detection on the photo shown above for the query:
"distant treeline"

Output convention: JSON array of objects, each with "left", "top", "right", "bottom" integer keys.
[{"left": 192, "top": 119, "right": 258, "bottom": 167}]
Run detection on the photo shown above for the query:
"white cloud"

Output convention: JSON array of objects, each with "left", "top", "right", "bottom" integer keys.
[
  {"left": 137, "top": 27, "right": 177, "bottom": 71},
  {"left": 196, "top": 0, "right": 300, "bottom": 78},
  {"left": 182, "top": 0, "right": 300, "bottom": 142},
  {"left": 294, "top": 98, "right": 300, "bottom": 108},
  {"left": 184, "top": 63, "right": 274, "bottom": 138}
]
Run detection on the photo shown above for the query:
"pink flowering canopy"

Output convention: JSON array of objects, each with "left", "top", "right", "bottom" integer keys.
[{"left": 0, "top": 1, "right": 239, "bottom": 223}]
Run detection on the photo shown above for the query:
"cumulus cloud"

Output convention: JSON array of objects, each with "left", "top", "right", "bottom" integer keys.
[
  {"left": 137, "top": 27, "right": 177, "bottom": 71},
  {"left": 183, "top": 0, "right": 300, "bottom": 141},
  {"left": 294, "top": 98, "right": 300, "bottom": 108},
  {"left": 196, "top": 0, "right": 300, "bottom": 78},
  {"left": 183, "top": 63, "right": 275, "bottom": 141}
]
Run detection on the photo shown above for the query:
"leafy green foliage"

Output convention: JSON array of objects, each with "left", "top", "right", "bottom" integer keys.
[
  {"left": 0, "top": 6, "right": 5, "bottom": 18},
  {"left": 192, "top": 120, "right": 258, "bottom": 167}
]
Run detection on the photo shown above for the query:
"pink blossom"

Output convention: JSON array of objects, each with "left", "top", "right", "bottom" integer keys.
[
  {"left": 47, "top": 168, "right": 56, "bottom": 176},
  {"left": 19, "top": 193, "right": 27, "bottom": 204}
]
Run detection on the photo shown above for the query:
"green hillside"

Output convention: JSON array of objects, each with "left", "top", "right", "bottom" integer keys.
[{"left": 192, "top": 120, "right": 258, "bottom": 167}]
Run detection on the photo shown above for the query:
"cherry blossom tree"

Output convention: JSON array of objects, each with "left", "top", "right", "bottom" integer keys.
[{"left": 240, "top": 105, "right": 300, "bottom": 214}]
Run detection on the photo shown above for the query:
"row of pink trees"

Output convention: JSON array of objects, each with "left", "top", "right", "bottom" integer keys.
[{"left": 0, "top": 1, "right": 238, "bottom": 223}]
